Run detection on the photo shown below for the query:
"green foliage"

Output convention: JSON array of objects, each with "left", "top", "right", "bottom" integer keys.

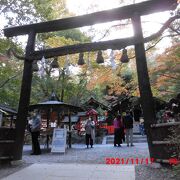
[
  {"left": 0, "top": 38, "right": 24, "bottom": 108},
  {"left": 30, "top": 69, "right": 90, "bottom": 106},
  {"left": 0, "top": 58, "right": 23, "bottom": 108},
  {"left": 33, "top": 0, "right": 68, "bottom": 20},
  {"left": 56, "top": 29, "right": 91, "bottom": 43},
  {"left": 0, "top": 0, "right": 92, "bottom": 108},
  {"left": 0, "top": 39, "right": 12, "bottom": 54},
  {"left": 0, "top": 38, "right": 22, "bottom": 54},
  {"left": 0, "top": 0, "right": 68, "bottom": 27}
]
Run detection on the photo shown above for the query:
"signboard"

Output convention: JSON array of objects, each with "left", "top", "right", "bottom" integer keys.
[{"left": 51, "top": 127, "right": 67, "bottom": 153}]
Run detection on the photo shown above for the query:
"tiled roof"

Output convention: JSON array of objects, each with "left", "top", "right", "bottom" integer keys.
[{"left": 0, "top": 104, "right": 17, "bottom": 114}]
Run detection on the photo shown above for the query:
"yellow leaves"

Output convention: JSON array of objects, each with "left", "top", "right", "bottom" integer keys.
[
  {"left": 45, "top": 36, "right": 81, "bottom": 66},
  {"left": 46, "top": 36, "right": 79, "bottom": 48},
  {"left": 152, "top": 43, "right": 180, "bottom": 74},
  {"left": 156, "top": 43, "right": 180, "bottom": 63}
]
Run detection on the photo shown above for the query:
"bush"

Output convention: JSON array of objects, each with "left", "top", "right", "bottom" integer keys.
[{"left": 166, "top": 125, "right": 180, "bottom": 177}]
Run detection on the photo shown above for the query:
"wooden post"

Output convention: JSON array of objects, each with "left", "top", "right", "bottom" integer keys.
[
  {"left": 10, "top": 115, "right": 13, "bottom": 127},
  {"left": 132, "top": 14, "right": 156, "bottom": 158},
  {"left": 13, "top": 31, "right": 36, "bottom": 160},
  {"left": 60, "top": 69, "right": 65, "bottom": 102},
  {"left": 57, "top": 111, "right": 60, "bottom": 127},
  {"left": 46, "top": 109, "right": 50, "bottom": 149},
  {"left": 68, "top": 110, "right": 72, "bottom": 148}
]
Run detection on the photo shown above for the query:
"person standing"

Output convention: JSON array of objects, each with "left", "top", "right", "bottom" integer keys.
[
  {"left": 30, "top": 111, "right": 41, "bottom": 155},
  {"left": 133, "top": 106, "right": 142, "bottom": 122},
  {"left": 123, "top": 111, "right": 134, "bottom": 147},
  {"left": 113, "top": 115, "right": 124, "bottom": 147},
  {"left": 85, "top": 117, "right": 95, "bottom": 148},
  {"left": 139, "top": 117, "right": 145, "bottom": 136}
]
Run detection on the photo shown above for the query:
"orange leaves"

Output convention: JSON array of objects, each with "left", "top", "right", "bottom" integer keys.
[
  {"left": 86, "top": 67, "right": 113, "bottom": 90},
  {"left": 86, "top": 66, "right": 127, "bottom": 95},
  {"left": 149, "top": 43, "right": 180, "bottom": 98}
]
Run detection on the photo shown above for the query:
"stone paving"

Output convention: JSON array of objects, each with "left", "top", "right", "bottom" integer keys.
[{"left": 2, "top": 163, "right": 135, "bottom": 180}]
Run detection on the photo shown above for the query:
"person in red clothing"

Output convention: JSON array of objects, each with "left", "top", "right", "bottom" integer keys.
[{"left": 113, "top": 114, "right": 124, "bottom": 147}]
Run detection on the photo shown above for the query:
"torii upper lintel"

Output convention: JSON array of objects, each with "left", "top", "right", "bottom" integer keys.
[{"left": 4, "top": 0, "right": 177, "bottom": 37}]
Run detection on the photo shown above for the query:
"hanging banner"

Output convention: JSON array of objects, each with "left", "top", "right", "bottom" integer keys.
[{"left": 51, "top": 127, "right": 67, "bottom": 153}]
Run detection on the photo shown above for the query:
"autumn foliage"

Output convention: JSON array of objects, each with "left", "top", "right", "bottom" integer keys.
[{"left": 150, "top": 43, "right": 180, "bottom": 99}]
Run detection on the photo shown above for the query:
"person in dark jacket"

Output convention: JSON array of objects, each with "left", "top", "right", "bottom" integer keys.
[
  {"left": 133, "top": 106, "right": 142, "bottom": 122},
  {"left": 123, "top": 111, "right": 134, "bottom": 147},
  {"left": 30, "top": 111, "right": 41, "bottom": 155}
]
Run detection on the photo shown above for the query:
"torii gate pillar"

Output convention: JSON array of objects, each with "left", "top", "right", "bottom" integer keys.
[{"left": 132, "top": 15, "right": 156, "bottom": 157}]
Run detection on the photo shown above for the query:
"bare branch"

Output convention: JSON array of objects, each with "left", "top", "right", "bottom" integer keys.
[
  {"left": 145, "top": 15, "right": 180, "bottom": 42},
  {"left": 96, "top": 14, "right": 179, "bottom": 42},
  {"left": 0, "top": 72, "right": 21, "bottom": 88},
  {"left": 169, "top": 26, "right": 180, "bottom": 35},
  {"left": 127, "top": 14, "right": 180, "bottom": 60},
  {"left": 128, "top": 37, "right": 164, "bottom": 60},
  {"left": 7, "top": 48, "right": 25, "bottom": 60},
  {"left": 158, "top": 89, "right": 175, "bottom": 94},
  {"left": 158, "top": 73, "right": 179, "bottom": 80}
]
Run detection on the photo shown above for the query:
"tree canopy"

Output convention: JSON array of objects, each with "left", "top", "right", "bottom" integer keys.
[{"left": 0, "top": 0, "right": 179, "bottom": 109}]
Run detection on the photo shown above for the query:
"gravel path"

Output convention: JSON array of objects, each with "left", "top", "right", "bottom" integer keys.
[
  {"left": 135, "top": 164, "right": 179, "bottom": 180},
  {"left": 22, "top": 143, "right": 149, "bottom": 164},
  {"left": 0, "top": 143, "right": 178, "bottom": 179}
]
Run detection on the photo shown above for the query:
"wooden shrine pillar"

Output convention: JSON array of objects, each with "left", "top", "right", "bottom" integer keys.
[
  {"left": 46, "top": 109, "right": 51, "bottom": 149},
  {"left": 13, "top": 31, "right": 36, "bottom": 160},
  {"left": 132, "top": 14, "right": 156, "bottom": 158},
  {"left": 68, "top": 111, "right": 72, "bottom": 148}
]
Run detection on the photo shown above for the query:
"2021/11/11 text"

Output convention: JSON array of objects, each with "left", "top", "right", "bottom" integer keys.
[
  {"left": 105, "top": 157, "right": 155, "bottom": 165},
  {"left": 105, "top": 158, "right": 180, "bottom": 165}
]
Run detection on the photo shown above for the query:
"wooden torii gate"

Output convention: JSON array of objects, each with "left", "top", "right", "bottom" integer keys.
[{"left": 4, "top": 0, "right": 177, "bottom": 160}]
